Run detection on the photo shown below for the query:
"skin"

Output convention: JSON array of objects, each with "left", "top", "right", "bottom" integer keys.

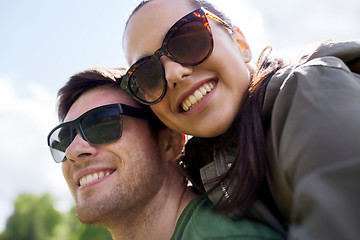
[
  {"left": 62, "top": 86, "right": 195, "bottom": 239},
  {"left": 123, "top": 0, "right": 252, "bottom": 137}
]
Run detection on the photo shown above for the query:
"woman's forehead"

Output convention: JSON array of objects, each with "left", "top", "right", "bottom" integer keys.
[
  {"left": 130, "top": 0, "right": 195, "bottom": 26},
  {"left": 123, "top": 0, "right": 196, "bottom": 64}
]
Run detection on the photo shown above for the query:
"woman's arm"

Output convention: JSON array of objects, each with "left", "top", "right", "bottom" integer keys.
[{"left": 270, "top": 56, "right": 360, "bottom": 240}]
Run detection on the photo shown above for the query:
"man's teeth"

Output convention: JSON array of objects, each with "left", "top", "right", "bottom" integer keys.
[
  {"left": 181, "top": 81, "right": 216, "bottom": 111},
  {"left": 79, "top": 171, "right": 111, "bottom": 186}
]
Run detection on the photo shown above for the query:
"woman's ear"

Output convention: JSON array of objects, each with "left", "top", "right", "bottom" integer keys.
[
  {"left": 232, "top": 25, "right": 252, "bottom": 63},
  {"left": 158, "top": 128, "right": 185, "bottom": 163}
]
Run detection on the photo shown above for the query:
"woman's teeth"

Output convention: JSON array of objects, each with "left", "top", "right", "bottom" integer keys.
[
  {"left": 79, "top": 171, "right": 111, "bottom": 186},
  {"left": 181, "top": 81, "right": 216, "bottom": 111}
]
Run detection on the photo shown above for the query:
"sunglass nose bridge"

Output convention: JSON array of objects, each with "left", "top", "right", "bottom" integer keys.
[
  {"left": 69, "top": 126, "right": 85, "bottom": 145},
  {"left": 153, "top": 49, "right": 166, "bottom": 60}
]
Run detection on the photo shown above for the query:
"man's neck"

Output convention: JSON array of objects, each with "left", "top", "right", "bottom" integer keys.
[{"left": 109, "top": 186, "right": 198, "bottom": 240}]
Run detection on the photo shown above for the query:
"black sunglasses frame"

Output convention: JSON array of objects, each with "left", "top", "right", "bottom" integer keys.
[
  {"left": 47, "top": 103, "right": 154, "bottom": 163},
  {"left": 121, "top": 7, "right": 232, "bottom": 105}
]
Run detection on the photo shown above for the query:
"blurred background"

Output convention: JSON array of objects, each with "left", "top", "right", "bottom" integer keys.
[{"left": 0, "top": 0, "right": 359, "bottom": 238}]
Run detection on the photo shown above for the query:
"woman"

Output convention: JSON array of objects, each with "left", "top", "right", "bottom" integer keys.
[{"left": 120, "top": 0, "right": 360, "bottom": 238}]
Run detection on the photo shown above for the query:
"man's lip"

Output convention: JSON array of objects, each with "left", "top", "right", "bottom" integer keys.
[
  {"left": 75, "top": 167, "right": 116, "bottom": 184},
  {"left": 176, "top": 77, "right": 218, "bottom": 112}
]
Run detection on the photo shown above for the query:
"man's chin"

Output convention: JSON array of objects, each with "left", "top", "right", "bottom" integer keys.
[{"left": 75, "top": 204, "right": 105, "bottom": 225}]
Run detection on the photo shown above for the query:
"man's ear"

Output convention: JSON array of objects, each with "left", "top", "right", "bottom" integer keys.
[
  {"left": 232, "top": 25, "right": 252, "bottom": 63},
  {"left": 158, "top": 128, "right": 185, "bottom": 163}
]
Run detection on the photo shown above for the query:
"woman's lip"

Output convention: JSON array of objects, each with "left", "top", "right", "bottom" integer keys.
[
  {"left": 176, "top": 77, "right": 218, "bottom": 112},
  {"left": 181, "top": 82, "right": 217, "bottom": 115}
]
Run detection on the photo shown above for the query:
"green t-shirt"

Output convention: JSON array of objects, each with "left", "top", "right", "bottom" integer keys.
[{"left": 171, "top": 197, "right": 284, "bottom": 240}]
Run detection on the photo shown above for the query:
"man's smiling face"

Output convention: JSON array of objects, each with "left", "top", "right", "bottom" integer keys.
[{"left": 61, "top": 86, "right": 166, "bottom": 225}]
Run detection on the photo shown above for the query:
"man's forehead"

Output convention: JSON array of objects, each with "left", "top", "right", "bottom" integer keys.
[{"left": 64, "top": 87, "right": 141, "bottom": 122}]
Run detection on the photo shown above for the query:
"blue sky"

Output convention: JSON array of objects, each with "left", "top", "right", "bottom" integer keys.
[{"left": 0, "top": 0, "right": 359, "bottom": 231}]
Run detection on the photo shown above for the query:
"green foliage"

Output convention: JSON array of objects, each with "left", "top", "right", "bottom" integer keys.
[
  {"left": 80, "top": 225, "right": 112, "bottom": 240},
  {"left": 0, "top": 193, "right": 61, "bottom": 240},
  {"left": 58, "top": 207, "right": 112, "bottom": 240},
  {"left": 0, "top": 193, "right": 112, "bottom": 240}
]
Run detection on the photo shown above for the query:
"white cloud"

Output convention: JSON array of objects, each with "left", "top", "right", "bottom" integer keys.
[
  {"left": 210, "top": 0, "right": 360, "bottom": 59},
  {"left": 0, "top": 78, "right": 73, "bottom": 231}
]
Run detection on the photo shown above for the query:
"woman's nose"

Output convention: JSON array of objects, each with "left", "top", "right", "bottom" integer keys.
[{"left": 160, "top": 56, "right": 193, "bottom": 89}]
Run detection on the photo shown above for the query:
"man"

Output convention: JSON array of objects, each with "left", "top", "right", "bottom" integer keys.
[{"left": 47, "top": 67, "right": 283, "bottom": 239}]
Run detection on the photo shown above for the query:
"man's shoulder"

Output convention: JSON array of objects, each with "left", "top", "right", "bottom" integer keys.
[{"left": 171, "top": 197, "right": 284, "bottom": 240}]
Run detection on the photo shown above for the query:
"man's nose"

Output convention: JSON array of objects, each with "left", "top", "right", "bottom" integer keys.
[{"left": 65, "top": 133, "right": 98, "bottom": 162}]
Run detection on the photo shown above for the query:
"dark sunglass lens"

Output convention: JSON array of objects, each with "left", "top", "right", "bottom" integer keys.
[
  {"left": 167, "top": 21, "right": 212, "bottom": 65},
  {"left": 81, "top": 107, "right": 122, "bottom": 145},
  {"left": 130, "top": 61, "right": 165, "bottom": 103}
]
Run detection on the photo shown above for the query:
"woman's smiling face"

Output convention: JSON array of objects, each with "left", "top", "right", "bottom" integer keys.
[{"left": 123, "top": 0, "right": 252, "bottom": 137}]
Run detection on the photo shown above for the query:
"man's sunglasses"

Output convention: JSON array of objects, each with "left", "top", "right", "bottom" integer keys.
[
  {"left": 47, "top": 103, "right": 154, "bottom": 163},
  {"left": 120, "top": 7, "right": 232, "bottom": 105}
]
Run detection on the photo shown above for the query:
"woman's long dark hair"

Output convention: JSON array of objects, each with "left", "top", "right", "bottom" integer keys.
[{"left": 127, "top": 0, "right": 285, "bottom": 214}]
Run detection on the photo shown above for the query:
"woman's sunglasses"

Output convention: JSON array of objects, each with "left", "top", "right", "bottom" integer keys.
[
  {"left": 47, "top": 103, "right": 154, "bottom": 163},
  {"left": 120, "top": 7, "right": 232, "bottom": 105}
]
